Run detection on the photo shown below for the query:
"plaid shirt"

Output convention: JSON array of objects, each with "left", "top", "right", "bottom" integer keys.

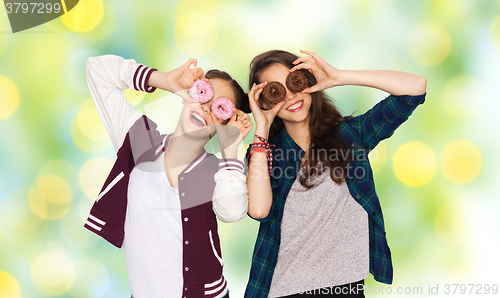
[{"left": 244, "top": 93, "right": 426, "bottom": 298}]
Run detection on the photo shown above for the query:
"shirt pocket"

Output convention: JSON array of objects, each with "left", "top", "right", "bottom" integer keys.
[{"left": 208, "top": 229, "right": 224, "bottom": 267}]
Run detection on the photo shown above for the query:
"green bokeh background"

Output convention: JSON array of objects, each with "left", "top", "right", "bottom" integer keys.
[{"left": 1, "top": 0, "right": 500, "bottom": 297}]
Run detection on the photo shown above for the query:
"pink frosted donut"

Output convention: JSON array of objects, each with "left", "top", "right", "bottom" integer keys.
[
  {"left": 189, "top": 79, "right": 214, "bottom": 103},
  {"left": 211, "top": 97, "right": 235, "bottom": 120}
]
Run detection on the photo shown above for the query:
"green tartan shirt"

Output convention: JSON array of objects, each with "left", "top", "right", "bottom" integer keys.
[{"left": 244, "top": 93, "right": 426, "bottom": 298}]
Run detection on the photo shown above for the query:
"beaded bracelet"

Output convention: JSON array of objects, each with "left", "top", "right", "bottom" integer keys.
[{"left": 247, "top": 135, "right": 274, "bottom": 176}]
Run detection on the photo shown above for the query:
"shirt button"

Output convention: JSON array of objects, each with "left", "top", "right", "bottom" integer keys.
[
  {"left": 372, "top": 212, "right": 376, "bottom": 216},
  {"left": 180, "top": 177, "right": 184, "bottom": 180},
  {"left": 185, "top": 267, "right": 189, "bottom": 271},
  {"left": 184, "top": 217, "right": 189, "bottom": 222},
  {"left": 185, "top": 240, "right": 189, "bottom": 245},
  {"left": 181, "top": 192, "right": 185, "bottom": 196},
  {"left": 185, "top": 287, "right": 188, "bottom": 291},
  {"left": 356, "top": 195, "right": 361, "bottom": 199}
]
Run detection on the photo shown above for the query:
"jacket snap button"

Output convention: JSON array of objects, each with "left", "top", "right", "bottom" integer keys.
[
  {"left": 185, "top": 267, "right": 189, "bottom": 271},
  {"left": 181, "top": 192, "right": 185, "bottom": 196},
  {"left": 184, "top": 217, "right": 188, "bottom": 222},
  {"left": 185, "top": 287, "right": 188, "bottom": 291},
  {"left": 185, "top": 240, "right": 189, "bottom": 245},
  {"left": 180, "top": 177, "right": 184, "bottom": 180}
]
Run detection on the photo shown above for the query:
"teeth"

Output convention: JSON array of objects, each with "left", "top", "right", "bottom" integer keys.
[
  {"left": 192, "top": 112, "right": 206, "bottom": 125},
  {"left": 287, "top": 101, "right": 302, "bottom": 110}
]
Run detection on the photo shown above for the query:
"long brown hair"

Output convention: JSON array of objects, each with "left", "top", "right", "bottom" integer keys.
[{"left": 249, "top": 50, "right": 352, "bottom": 188}]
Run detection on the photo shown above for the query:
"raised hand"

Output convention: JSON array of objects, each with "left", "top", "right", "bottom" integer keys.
[
  {"left": 210, "top": 108, "right": 253, "bottom": 158},
  {"left": 289, "top": 49, "right": 342, "bottom": 93},
  {"left": 248, "top": 82, "right": 286, "bottom": 138},
  {"left": 164, "top": 58, "right": 205, "bottom": 102}
]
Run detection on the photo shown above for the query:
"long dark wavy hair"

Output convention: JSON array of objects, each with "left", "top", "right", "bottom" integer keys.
[{"left": 249, "top": 50, "right": 352, "bottom": 188}]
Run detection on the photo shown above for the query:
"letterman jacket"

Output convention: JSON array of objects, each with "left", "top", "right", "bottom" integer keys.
[{"left": 83, "top": 55, "right": 248, "bottom": 298}]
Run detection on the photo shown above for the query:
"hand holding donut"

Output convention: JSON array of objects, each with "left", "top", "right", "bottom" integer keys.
[
  {"left": 248, "top": 82, "right": 286, "bottom": 136},
  {"left": 210, "top": 108, "right": 253, "bottom": 158},
  {"left": 164, "top": 58, "right": 205, "bottom": 102},
  {"left": 289, "top": 49, "right": 342, "bottom": 93}
]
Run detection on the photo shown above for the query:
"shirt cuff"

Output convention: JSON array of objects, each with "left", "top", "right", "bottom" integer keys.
[
  {"left": 393, "top": 92, "right": 426, "bottom": 106},
  {"left": 219, "top": 158, "right": 244, "bottom": 173},
  {"left": 133, "top": 64, "right": 158, "bottom": 93}
]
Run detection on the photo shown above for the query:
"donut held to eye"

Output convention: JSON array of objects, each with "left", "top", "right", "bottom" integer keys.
[
  {"left": 261, "top": 81, "right": 286, "bottom": 109},
  {"left": 211, "top": 97, "right": 235, "bottom": 120},
  {"left": 189, "top": 79, "right": 214, "bottom": 103},
  {"left": 286, "top": 70, "right": 308, "bottom": 93}
]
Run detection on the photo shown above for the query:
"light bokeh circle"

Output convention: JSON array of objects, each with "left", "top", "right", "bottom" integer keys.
[
  {"left": 0, "top": 76, "right": 20, "bottom": 121},
  {"left": 0, "top": 271, "right": 21, "bottom": 298},
  {"left": 5, "top": 187, "right": 43, "bottom": 231},
  {"left": 79, "top": 157, "right": 114, "bottom": 199},
  {"left": 439, "top": 139, "right": 482, "bottom": 184},
  {"left": 392, "top": 141, "right": 437, "bottom": 187},
  {"left": 443, "top": 76, "right": 485, "bottom": 120},
  {"left": 30, "top": 251, "right": 75, "bottom": 296},
  {"left": 69, "top": 257, "right": 110, "bottom": 297},
  {"left": 29, "top": 175, "right": 73, "bottom": 220},
  {"left": 71, "top": 99, "right": 110, "bottom": 153},
  {"left": 61, "top": 0, "right": 104, "bottom": 32},
  {"left": 489, "top": 15, "right": 500, "bottom": 52},
  {"left": 407, "top": 22, "right": 451, "bottom": 67},
  {"left": 368, "top": 141, "right": 388, "bottom": 174},
  {"left": 174, "top": 0, "right": 218, "bottom": 56}
]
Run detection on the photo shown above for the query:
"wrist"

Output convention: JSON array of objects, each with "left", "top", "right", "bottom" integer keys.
[
  {"left": 222, "top": 145, "right": 238, "bottom": 159},
  {"left": 148, "top": 71, "right": 168, "bottom": 90},
  {"left": 255, "top": 127, "right": 270, "bottom": 140},
  {"left": 331, "top": 69, "right": 347, "bottom": 87}
]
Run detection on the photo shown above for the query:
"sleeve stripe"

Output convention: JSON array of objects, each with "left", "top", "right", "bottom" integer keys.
[
  {"left": 133, "top": 64, "right": 158, "bottom": 93},
  {"left": 137, "top": 66, "right": 148, "bottom": 91},
  {"left": 219, "top": 161, "right": 244, "bottom": 168},
  {"left": 144, "top": 67, "right": 158, "bottom": 93},
  {"left": 132, "top": 64, "right": 144, "bottom": 91},
  {"left": 219, "top": 161, "right": 244, "bottom": 170},
  {"left": 219, "top": 164, "right": 244, "bottom": 172}
]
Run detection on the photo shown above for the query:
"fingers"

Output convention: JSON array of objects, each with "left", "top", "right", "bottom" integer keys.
[
  {"left": 289, "top": 63, "right": 313, "bottom": 73},
  {"left": 210, "top": 112, "right": 222, "bottom": 127},
  {"left": 302, "top": 84, "right": 321, "bottom": 94},
  {"left": 185, "top": 58, "right": 197, "bottom": 68},
  {"left": 299, "top": 49, "right": 323, "bottom": 62},
  {"left": 292, "top": 56, "right": 315, "bottom": 66},
  {"left": 192, "top": 67, "right": 204, "bottom": 78},
  {"left": 248, "top": 82, "right": 267, "bottom": 111},
  {"left": 229, "top": 108, "right": 238, "bottom": 122}
]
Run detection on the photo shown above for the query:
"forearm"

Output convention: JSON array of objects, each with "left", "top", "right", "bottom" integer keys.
[
  {"left": 221, "top": 145, "right": 238, "bottom": 159},
  {"left": 336, "top": 70, "right": 427, "bottom": 96},
  {"left": 147, "top": 71, "right": 167, "bottom": 90},
  {"left": 247, "top": 133, "right": 273, "bottom": 219}
]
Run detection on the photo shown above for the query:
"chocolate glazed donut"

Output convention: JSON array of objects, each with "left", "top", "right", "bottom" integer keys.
[
  {"left": 260, "top": 81, "right": 286, "bottom": 109},
  {"left": 286, "top": 70, "right": 308, "bottom": 93}
]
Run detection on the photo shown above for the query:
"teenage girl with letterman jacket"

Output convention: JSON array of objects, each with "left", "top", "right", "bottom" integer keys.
[{"left": 84, "top": 54, "right": 252, "bottom": 298}]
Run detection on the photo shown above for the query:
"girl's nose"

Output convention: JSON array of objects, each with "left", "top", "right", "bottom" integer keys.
[{"left": 285, "top": 87, "right": 296, "bottom": 101}]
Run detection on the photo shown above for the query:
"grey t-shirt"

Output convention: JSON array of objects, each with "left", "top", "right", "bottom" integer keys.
[{"left": 268, "top": 167, "right": 369, "bottom": 297}]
